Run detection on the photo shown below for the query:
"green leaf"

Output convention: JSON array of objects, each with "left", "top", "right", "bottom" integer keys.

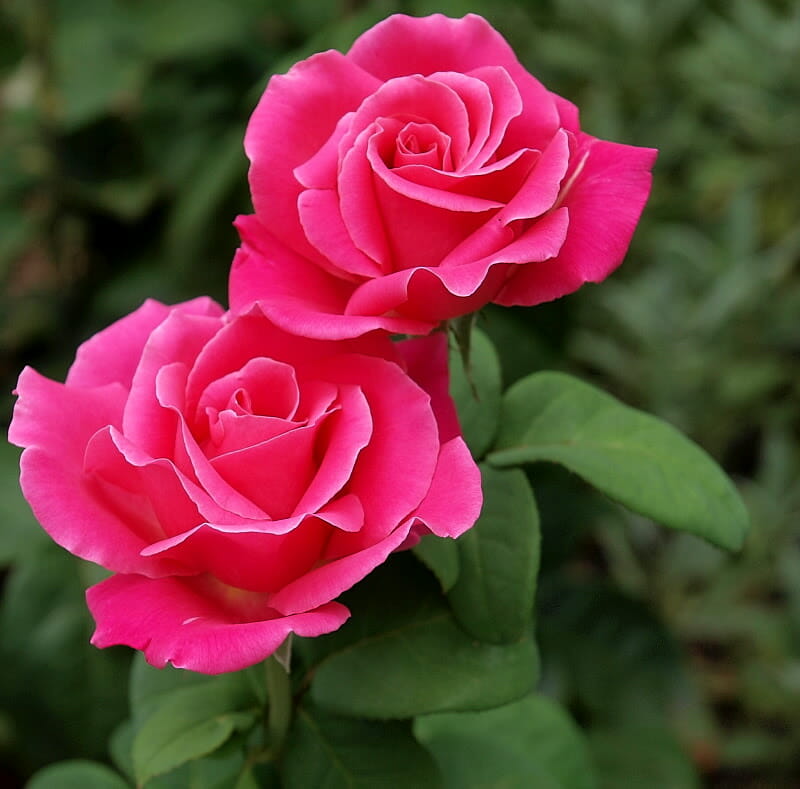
[
  {"left": 415, "top": 694, "right": 596, "bottom": 789},
  {"left": 308, "top": 555, "right": 538, "bottom": 718},
  {"left": 449, "top": 327, "right": 502, "bottom": 459},
  {"left": 131, "top": 680, "right": 257, "bottom": 785},
  {"left": 27, "top": 760, "right": 129, "bottom": 789},
  {"left": 0, "top": 544, "right": 130, "bottom": 768},
  {"left": 282, "top": 704, "right": 442, "bottom": 788},
  {"left": 447, "top": 466, "right": 540, "bottom": 643},
  {"left": 537, "top": 577, "right": 687, "bottom": 726},
  {"left": 413, "top": 533, "right": 460, "bottom": 592},
  {"left": 489, "top": 372, "right": 749, "bottom": 550},
  {"left": 589, "top": 726, "right": 700, "bottom": 789},
  {"left": 129, "top": 652, "right": 216, "bottom": 720},
  {"left": 0, "top": 441, "right": 46, "bottom": 564}
]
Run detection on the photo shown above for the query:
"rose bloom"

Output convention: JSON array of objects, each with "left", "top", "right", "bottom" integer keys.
[
  {"left": 9, "top": 298, "right": 480, "bottom": 674},
  {"left": 232, "top": 13, "right": 657, "bottom": 339}
]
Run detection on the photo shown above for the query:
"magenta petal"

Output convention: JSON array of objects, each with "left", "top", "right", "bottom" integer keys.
[
  {"left": 10, "top": 367, "right": 126, "bottom": 463},
  {"left": 349, "top": 14, "right": 559, "bottom": 150},
  {"left": 88, "top": 574, "right": 349, "bottom": 674},
  {"left": 413, "top": 437, "right": 482, "bottom": 538},
  {"left": 230, "top": 229, "right": 433, "bottom": 339},
  {"left": 294, "top": 385, "right": 373, "bottom": 515},
  {"left": 312, "top": 354, "right": 439, "bottom": 537},
  {"left": 497, "top": 137, "right": 657, "bottom": 305},
  {"left": 123, "top": 311, "right": 222, "bottom": 458},
  {"left": 298, "top": 189, "right": 384, "bottom": 279},
  {"left": 66, "top": 298, "right": 222, "bottom": 390},
  {"left": 396, "top": 334, "right": 461, "bottom": 443},
  {"left": 141, "top": 517, "right": 329, "bottom": 593},
  {"left": 16, "top": 447, "right": 173, "bottom": 576},
  {"left": 246, "top": 50, "right": 380, "bottom": 261},
  {"left": 210, "top": 422, "right": 320, "bottom": 519},
  {"left": 268, "top": 518, "right": 413, "bottom": 615}
]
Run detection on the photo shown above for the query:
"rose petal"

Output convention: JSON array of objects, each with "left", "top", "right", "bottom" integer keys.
[
  {"left": 66, "top": 298, "right": 222, "bottom": 390},
  {"left": 246, "top": 50, "right": 381, "bottom": 261},
  {"left": 210, "top": 421, "right": 321, "bottom": 519},
  {"left": 311, "top": 354, "right": 440, "bottom": 540},
  {"left": 395, "top": 333, "right": 461, "bottom": 443},
  {"left": 348, "top": 14, "right": 559, "bottom": 151},
  {"left": 10, "top": 367, "right": 126, "bottom": 463},
  {"left": 294, "top": 384, "right": 373, "bottom": 515},
  {"left": 268, "top": 517, "right": 413, "bottom": 615},
  {"left": 16, "top": 447, "right": 179, "bottom": 576},
  {"left": 412, "top": 437, "right": 483, "bottom": 538},
  {"left": 298, "top": 188, "right": 385, "bottom": 279},
  {"left": 496, "top": 136, "right": 658, "bottom": 305},
  {"left": 123, "top": 311, "right": 222, "bottom": 458},
  {"left": 231, "top": 218, "right": 435, "bottom": 338},
  {"left": 88, "top": 574, "right": 349, "bottom": 674}
]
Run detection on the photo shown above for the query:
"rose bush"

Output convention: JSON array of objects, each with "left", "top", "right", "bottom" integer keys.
[
  {"left": 9, "top": 298, "right": 480, "bottom": 674},
  {"left": 232, "top": 13, "right": 658, "bottom": 339}
]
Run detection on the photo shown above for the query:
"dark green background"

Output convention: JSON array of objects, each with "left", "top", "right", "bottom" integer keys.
[{"left": 1, "top": 1, "right": 798, "bottom": 786}]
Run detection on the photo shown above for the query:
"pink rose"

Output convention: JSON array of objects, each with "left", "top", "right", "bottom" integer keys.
[
  {"left": 9, "top": 298, "right": 480, "bottom": 674},
  {"left": 232, "top": 13, "right": 657, "bottom": 339}
]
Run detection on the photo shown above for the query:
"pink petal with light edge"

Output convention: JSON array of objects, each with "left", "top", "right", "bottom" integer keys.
[
  {"left": 430, "top": 67, "right": 522, "bottom": 170},
  {"left": 337, "top": 126, "right": 393, "bottom": 266},
  {"left": 344, "top": 208, "right": 568, "bottom": 322},
  {"left": 229, "top": 229, "right": 433, "bottom": 339},
  {"left": 311, "top": 354, "right": 439, "bottom": 542},
  {"left": 10, "top": 368, "right": 126, "bottom": 463},
  {"left": 84, "top": 426, "right": 205, "bottom": 541},
  {"left": 371, "top": 173, "right": 490, "bottom": 271},
  {"left": 141, "top": 518, "right": 329, "bottom": 593},
  {"left": 293, "top": 385, "right": 373, "bottom": 516},
  {"left": 396, "top": 334, "right": 461, "bottom": 443},
  {"left": 123, "top": 312, "right": 222, "bottom": 458},
  {"left": 294, "top": 111, "right": 355, "bottom": 190},
  {"left": 268, "top": 517, "right": 414, "bottom": 615},
  {"left": 496, "top": 137, "right": 657, "bottom": 306},
  {"left": 387, "top": 148, "right": 536, "bottom": 206},
  {"left": 298, "top": 189, "right": 384, "bottom": 279},
  {"left": 348, "top": 14, "right": 559, "bottom": 152},
  {"left": 412, "top": 437, "right": 482, "bottom": 538},
  {"left": 337, "top": 74, "right": 471, "bottom": 166},
  {"left": 65, "top": 297, "right": 222, "bottom": 390},
  {"left": 18, "top": 448, "right": 177, "bottom": 576},
  {"left": 196, "top": 356, "right": 301, "bottom": 425},
  {"left": 368, "top": 134, "right": 504, "bottom": 212},
  {"left": 245, "top": 50, "right": 380, "bottom": 262},
  {"left": 88, "top": 574, "right": 349, "bottom": 674}
]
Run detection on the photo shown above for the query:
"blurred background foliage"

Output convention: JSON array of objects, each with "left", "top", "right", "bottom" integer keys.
[{"left": 0, "top": 0, "right": 797, "bottom": 786}]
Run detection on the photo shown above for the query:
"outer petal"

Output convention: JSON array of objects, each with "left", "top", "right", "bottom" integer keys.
[
  {"left": 230, "top": 219, "right": 434, "bottom": 339},
  {"left": 497, "top": 137, "right": 658, "bottom": 305},
  {"left": 245, "top": 50, "right": 381, "bottom": 261},
  {"left": 66, "top": 297, "right": 222, "bottom": 390},
  {"left": 268, "top": 517, "right": 413, "bottom": 615},
  {"left": 412, "top": 437, "right": 483, "bottom": 538},
  {"left": 395, "top": 333, "right": 461, "bottom": 443},
  {"left": 88, "top": 574, "right": 349, "bottom": 674}
]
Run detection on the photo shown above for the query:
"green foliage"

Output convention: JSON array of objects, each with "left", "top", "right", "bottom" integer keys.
[
  {"left": 1, "top": 0, "right": 797, "bottom": 785},
  {"left": 416, "top": 694, "right": 596, "bottom": 789},
  {"left": 27, "top": 760, "right": 129, "bottom": 789},
  {"left": 446, "top": 466, "right": 540, "bottom": 643},
  {"left": 283, "top": 705, "right": 441, "bottom": 788},
  {"left": 448, "top": 327, "right": 503, "bottom": 459},
  {"left": 303, "top": 554, "right": 539, "bottom": 718},
  {"left": 490, "top": 371, "right": 749, "bottom": 550}
]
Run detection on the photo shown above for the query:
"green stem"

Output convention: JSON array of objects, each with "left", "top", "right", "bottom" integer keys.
[{"left": 265, "top": 651, "right": 292, "bottom": 758}]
